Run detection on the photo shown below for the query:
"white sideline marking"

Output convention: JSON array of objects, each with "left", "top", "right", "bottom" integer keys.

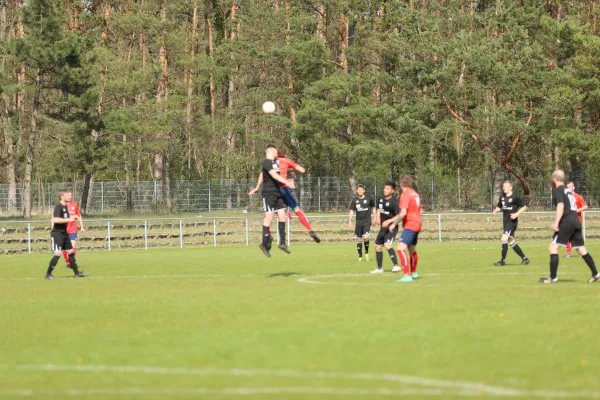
[
  {"left": 1, "top": 364, "right": 600, "bottom": 398},
  {"left": 0, "top": 274, "right": 260, "bottom": 282},
  {"left": 1, "top": 387, "right": 449, "bottom": 397},
  {"left": 296, "top": 272, "right": 582, "bottom": 286}
]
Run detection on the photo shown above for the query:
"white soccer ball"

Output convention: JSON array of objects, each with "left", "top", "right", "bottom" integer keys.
[{"left": 262, "top": 101, "right": 275, "bottom": 113}]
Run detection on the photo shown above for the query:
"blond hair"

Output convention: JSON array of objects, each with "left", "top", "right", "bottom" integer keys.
[{"left": 552, "top": 170, "right": 565, "bottom": 183}]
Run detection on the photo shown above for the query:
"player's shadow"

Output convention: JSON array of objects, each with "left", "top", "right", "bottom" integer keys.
[{"left": 268, "top": 272, "right": 300, "bottom": 278}]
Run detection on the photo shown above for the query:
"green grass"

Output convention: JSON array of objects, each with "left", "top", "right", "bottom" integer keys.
[{"left": 1, "top": 242, "right": 600, "bottom": 399}]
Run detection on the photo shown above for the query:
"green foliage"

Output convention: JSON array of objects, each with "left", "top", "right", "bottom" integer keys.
[{"left": 3, "top": 0, "right": 600, "bottom": 204}]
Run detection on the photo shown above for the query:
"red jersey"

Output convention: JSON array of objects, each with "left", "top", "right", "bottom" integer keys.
[
  {"left": 276, "top": 157, "right": 298, "bottom": 187},
  {"left": 66, "top": 201, "right": 80, "bottom": 234},
  {"left": 399, "top": 187, "right": 422, "bottom": 232},
  {"left": 574, "top": 192, "right": 587, "bottom": 222}
]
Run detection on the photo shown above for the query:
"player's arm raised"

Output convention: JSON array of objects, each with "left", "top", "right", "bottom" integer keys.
[
  {"left": 248, "top": 173, "right": 263, "bottom": 196},
  {"left": 293, "top": 164, "right": 305, "bottom": 174}
]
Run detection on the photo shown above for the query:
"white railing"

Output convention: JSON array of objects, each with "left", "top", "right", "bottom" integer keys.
[{"left": 1, "top": 211, "right": 598, "bottom": 254}]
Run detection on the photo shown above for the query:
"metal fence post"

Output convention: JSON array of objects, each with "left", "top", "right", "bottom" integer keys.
[
  {"left": 179, "top": 219, "right": 183, "bottom": 248},
  {"left": 287, "top": 217, "right": 290, "bottom": 246},
  {"left": 213, "top": 218, "right": 217, "bottom": 247},
  {"left": 245, "top": 218, "right": 249, "bottom": 246},
  {"left": 489, "top": 172, "right": 494, "bottom": 210},
  {"left": 107, "top": 220, "right": 111, "bottom": 251},
  {"left": 583, "top": 211, "right": 586, "bottom": 239},
  {"left": 101, "top": 182, "right": 104, "bottom": 212},
  {"left": 27, "top": 223, "right": 31, "bottom": 254},
  {"left": 144, "top": 221, "right": 148, "bottom": 250},
  {"left": 438, "top": 214, "right": 442, "bottom": 242},
  {"left": 374, "top": 176, "right": 377, "bottom": 201},
  {"left": 318, "top": 177, "right": 321, "bottom": 212},
  {"left": 208, "top": 180, "right": 212, "bottom": 213},
  {"left": 431, "top": 174, "right": 435, "bottom": 210}
]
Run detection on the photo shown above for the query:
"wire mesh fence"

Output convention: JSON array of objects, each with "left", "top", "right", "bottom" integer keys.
[
  {"left": 3, "top": 211, "right": 600, "bottom": 255},
  {"left": 0, "top": 172, "right": 596, "bottom": 215}
]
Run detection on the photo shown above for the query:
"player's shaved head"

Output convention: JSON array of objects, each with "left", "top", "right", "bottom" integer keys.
[{"left": 265, "top": 144, "right": 277, "bottom": 159}]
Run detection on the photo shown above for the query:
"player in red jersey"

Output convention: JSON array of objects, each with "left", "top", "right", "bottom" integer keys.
[
  {"left": 388, "top": 175, "right": 422, "bottom": 282},
  {"left": 63, "top": 190, "right": 85, "bottom": 268},
  {"left": 565, "top": 181, "right": 588, "bottom": 258},
  {"left": 249, "top": 147, "right": 320, "bottom": 243}
]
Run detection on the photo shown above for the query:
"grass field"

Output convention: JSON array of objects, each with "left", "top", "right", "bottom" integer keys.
[{"left": 1, "top": 241, "right": 600, "bottom": 399}]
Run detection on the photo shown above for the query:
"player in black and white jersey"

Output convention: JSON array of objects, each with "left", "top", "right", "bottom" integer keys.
[
  {"left": 45, "top": 189, "right": 88, "bottom": 279},
  {"left": 258, "top": 144, "right": 295, "bottom": 257},
  {"left": 492, "top": 181, "right": 530, "bottom": 266},
  {"left": 348, "top": 184, "right": 375, "bottom": 262},
  {"left": 371, "top": 181, "right": 401, "bottom": 274},
  {"left": 540, "top": 170, "right": 600, "bottom": 284}
]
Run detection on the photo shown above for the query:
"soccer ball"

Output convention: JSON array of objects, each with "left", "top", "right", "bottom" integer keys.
[{"left": 262, "top": 101, "right": 275, "bottom": 113}]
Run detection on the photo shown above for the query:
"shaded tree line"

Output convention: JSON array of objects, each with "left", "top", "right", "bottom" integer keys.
[{"left": 2, "top": 0, "right": 600, "bottom": 217}]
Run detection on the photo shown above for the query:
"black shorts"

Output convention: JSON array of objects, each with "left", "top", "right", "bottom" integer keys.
[
  {"left": 503, "top": 223, "right": 518, "bottom": 238},
  {"left": 262, "top": 193, "right": 285, "bottom": 213},
  {"left": 354, "top": 223, "right": 371, "bottom": 239},
  {"left": 51, "top": 231, "right": 73, "bottom": 252},
  {"left": 375, "top": 227, "right": 398, "bottom": 245},
  {"left": 552, "top": 223, "right": 584, "bottom": 248}
]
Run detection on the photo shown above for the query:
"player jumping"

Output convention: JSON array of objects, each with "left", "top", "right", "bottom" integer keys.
[
  {"left": 249, "top": 147, "right": 320, "bottom": 243},
  {"left": 257, "top": 144, "right": 294, "bottom": 257}
]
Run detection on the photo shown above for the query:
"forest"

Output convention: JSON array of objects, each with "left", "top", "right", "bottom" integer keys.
[{"left": 2, "top": 0, "right": 600, "bottom": 216}]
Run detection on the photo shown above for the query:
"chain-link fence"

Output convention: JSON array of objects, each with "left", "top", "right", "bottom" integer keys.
[
  {"left": 0, "top": 172, "right": 596, "bottom": 215},
  {"left": 3, "top": 211, "right": 600, "bottom": 255}
]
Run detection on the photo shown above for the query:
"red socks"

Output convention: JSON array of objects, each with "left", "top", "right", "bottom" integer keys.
[
  {"left": 397, "top": 249, "right": 410, "bottom": 275},
  {"left": 566, "top": 242, "right": 572, "bottom": 255},
  {"left": 63, "top": 249, "right": 77, "bottom": 265},
  {"left": 411, "top": 251, "right": 418, "bottom": 273},
  {"left": 295, "top": 210, "right": 313, "bottom": 232}
]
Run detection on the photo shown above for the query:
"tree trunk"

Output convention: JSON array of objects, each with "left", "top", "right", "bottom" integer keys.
[
  {"left": 1, "top": 0, "right": 17, "bottom": 213},
  {"left": 22, "top": 71, "right": 40, "bottom": 218},
  {"left": 205, "top": 0, "right": 215, "bottom": 120},
  {"left": 81, "top": 173, "right": 94, "bottom": 215},
  {"left": 185, "top": 0, "right": 199, "bottom": 175}
]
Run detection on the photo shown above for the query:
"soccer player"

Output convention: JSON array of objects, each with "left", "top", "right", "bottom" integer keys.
[
  {"left": 45, "top": 189, "right": 88, "bottom": 279},
  {"left": 370, "top": 181, "right": 400, "bottom": 274},
  {"left": 257, "top": 144, "right": 294, "bottom": 257},
  {"left": 249, "top": 147, "right": 320, "bottom": 243},
  {"left": 388, "top": 175, "right": 422, "bottom": 282},
  {"left": 492, "top": 181, "right": 530, "bottom": 266},
  {"left": 348, "top": 184, "right": 375, "bottom": 262},
  {"left": 63, "top": 190, "right": 85, "bottom": 269},
  {"left": 540, "top": 170, "right": 600, "bottom": 284},
  {"left": 565, "top": 181, "right": 588, "bottom": 258}
]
